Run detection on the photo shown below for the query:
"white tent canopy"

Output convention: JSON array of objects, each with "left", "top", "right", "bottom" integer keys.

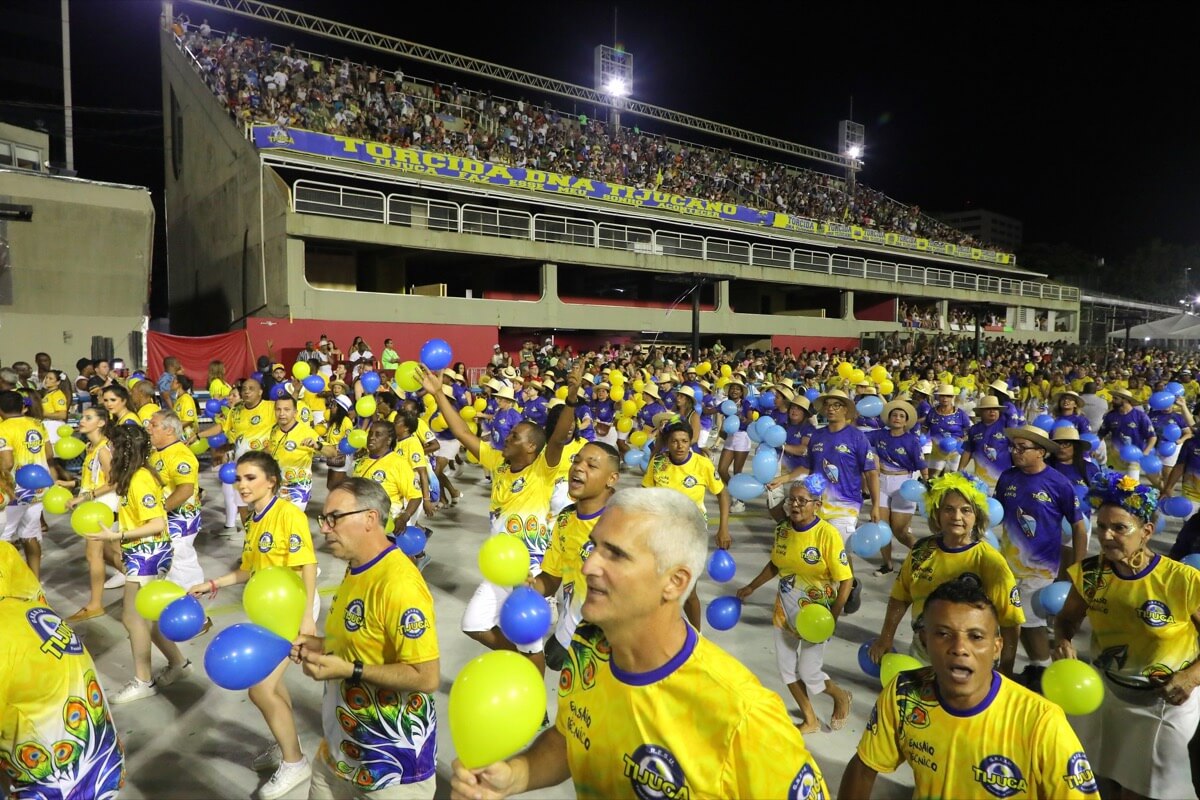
[{"left": 1108, "top": 312, "right": 1200, "bottom": 341}]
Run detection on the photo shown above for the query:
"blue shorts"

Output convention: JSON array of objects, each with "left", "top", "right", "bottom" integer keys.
[
  {"left": 167, "top": 511, "right": 201, "bottom": 539},
  {"left": 122, "top": 538, "right": 173, "bottom": 582}
]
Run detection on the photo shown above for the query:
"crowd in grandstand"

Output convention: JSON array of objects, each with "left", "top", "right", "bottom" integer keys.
[{"left": 174, "top": 18, "right": 989, "bottom": 250}]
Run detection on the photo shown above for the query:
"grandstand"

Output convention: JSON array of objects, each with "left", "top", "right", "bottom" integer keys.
[{"left": 160, "top": 1, "right": 1081, "bottom": 361}]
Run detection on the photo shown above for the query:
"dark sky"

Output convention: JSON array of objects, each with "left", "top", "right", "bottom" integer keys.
[{"left": 66, "top": 0, "right": 1199, "bottom": 295}]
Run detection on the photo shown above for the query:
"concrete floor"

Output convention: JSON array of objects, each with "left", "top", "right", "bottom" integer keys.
[{"left": 37, "top": 457, "right": 1155, "bottom": 799}]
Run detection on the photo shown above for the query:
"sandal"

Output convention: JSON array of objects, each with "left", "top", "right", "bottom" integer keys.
[
  {"left": 873, "top": 564, "right": 894, "bottom": 577},
  {"left": 831, "top": 691, "right": 853, "bottom": 731},
  {"left": 66, "top": 607, "right": 105, "bottom": 623}
]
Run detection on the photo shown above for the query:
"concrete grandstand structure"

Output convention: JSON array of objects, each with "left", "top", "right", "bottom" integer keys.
[{"left": 159, "top": 2, "right": 1081, "bottom": 362}]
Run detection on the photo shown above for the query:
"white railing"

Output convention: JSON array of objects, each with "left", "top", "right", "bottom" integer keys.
[{"left": 290, "top": 179, "right": 1080, "bottom": 303}]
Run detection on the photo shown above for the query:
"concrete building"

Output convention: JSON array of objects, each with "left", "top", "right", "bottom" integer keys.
[{"left": 934, "top": 208, "right": 1024, "bottom": 254}]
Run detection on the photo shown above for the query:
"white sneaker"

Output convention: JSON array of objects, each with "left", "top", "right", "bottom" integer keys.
[
  {"left": 109, "top": 678, "right": 157, "bottom": 705},
  {"left": 252, "top": 743, "right": 282, "bottom": 771},
  {"left": 730, "top": 500, "right": 746, "bottom": 513},
  {"left": 154, "top": 660, "right": 192, "bottom": 687},
  {"left": 103, "top": 572, "right": 127, "bottom": 589},
  {"left": 259, "top": 757, "right": 311, "bottom": 799}
]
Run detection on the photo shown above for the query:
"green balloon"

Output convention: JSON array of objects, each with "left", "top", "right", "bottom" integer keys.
[{"left": 1043, "top": 659, "right": 1104, "bottom": 715}]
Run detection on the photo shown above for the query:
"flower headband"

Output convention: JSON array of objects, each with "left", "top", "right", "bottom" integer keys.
[
  {"left": 1088, "top": 471, "right": 1159, "bottom": 522},
  {"left": 925, "top": 473, "right": 989, "bottom": 524},
  {"left": 797, "top": 474, "right": 828, "bottom": 497}
]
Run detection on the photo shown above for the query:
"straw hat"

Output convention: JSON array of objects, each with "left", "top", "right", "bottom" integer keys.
[
  {"left": 1053, "top": 390, "right": 1082, "bottom": 407},
  {"left": 855, "top": 382, "right": 878, "bottom": 396},
  {"left": 642, "top": 384, "right": 662, "bottom": 400},
  {"left": 1051, "top": 425, "right": 1092, "bottom": 453},
  {"left": 1003, "top": 424, "right": 1060, "bottom": 456},
  {"left": 547, "top": 398, "right": 565, "bottom": 409},
  {"left": 485, "top": 379, "right": 506, "bottom": 393},
  {"left": 440, "top": 385, "right": 455, "bottom": 398},
  {"left": 988, "top": 379, "right": 1015, "bottom": 399},
  {"left": 774, "top": 385, "right": 796, "bottom": 403},
  {"left": 1110, "top": 387, "right": 1136, "bottom": 404},
  {"left": 788, "top": 394, "right": 812, "bottom": 413},
  {"left": 974, "top": 395, "right": 1003, "bottom": 411},
  {"left": 882, "top": 399, "right": 919, "bottom": 430},
  {"left": 777, "top": 377, "right": 796, "bottom": 389},
  {"left": 934, "top": 383, "right": 957, "bottom": 396},
  {"left": 493, "top": 385, "right": 516, "bottom": 401},
  {"left": 911, "top": 380, "right": 935, "bottom": 397},
  {"left": 814, "top": 388, "right": 854, "bottom": 414},
  {"left": 500, "top": 366, "right": 518, "bottom": 380},
  {"left": 676, "top": 386, "right": 697, "bottom": 403},
  {"left": 442, "top": 369, "right": 464, "bottom": 381}
]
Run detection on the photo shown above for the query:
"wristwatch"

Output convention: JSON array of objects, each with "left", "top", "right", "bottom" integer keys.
[{"left": 350, "top": 659, "right": 364, "bottom": 684}]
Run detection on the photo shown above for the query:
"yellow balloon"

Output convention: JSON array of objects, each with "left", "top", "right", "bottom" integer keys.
[
  {"left": 869, "top": 365, "right": 888, "bottom": 384},
  {"left": 610, "top": 385, "right": 625, "bottom": 402},
  {"left": 632, "top": 379, "right": 645, "bottom": 392},
  {"left": 478, "top": 535, "right": 530, "bottom": 586},
  {"left": 450, "top": 651, "right": 547, "bottom": 769},
  {"left": 432, "top": 415, "right": 448, "bottom": 432},
  {"left": 474, "top": 397, "right": 487, "bottom": 412},
  {"left": 466, "top": 420, "right": 479, "bottom": 434},
  {"left": 848, "top": 369, "right": 866, "bottom": 385},
  {"left": 460, "top": 406, "right": 477, "bottom": 421},
  {"left": 629, "top": 431, "right": 649, "bottom": 448},
  {"left": 347, "top": 429, "right": 368, "bottom": 450},
  {"left": 70, "top": 500, "right": 114, "bottom": 536},
  {"left": 878, "top": 379, "right": 895, "bottom": 396},
  {"left": 189, "top": 439, "right": 210, "bottom": 455},
  {"left": 880, "top": 653, "right": 924, "bottom": 687},
  {"left": 794, "top": 603, "right": 835, "bottom": 643},
  {"left": 716, "top": 376, "right": 730, "bottom": 389},
  {"left": 837, "top": 361, "right": 854, "bottom": 379},
  {"left": 135, "top": 580, "right": 186, "bottom": 622},
  {"left": 616, "top": 417, "right": 633, "bottom": 433},
  {"left": 396, "top": 361, "right": 421, "bottom": 393},
  {"left": 356, "top": 396, "right": 377, "bottom": 418},
  {"left": 54, "top": 435, "right": 85, "bottom": 460},
  {"left": 555, "top": 387, "right": 568, "bottom": 400},
  {"left": 42, "top": 486, "right": 72, "bottom": 515},
  {"left": 243, "top": 566, "right": 308, "bottom": 641},
  {"left": 620, "top": 400, "right": 637, "bottom": 417},
  {"left": 720, "top": 364, "right": 732, "bottom": 377},
  {"left": 292, "top": 362, "right": 311, "bottom": 380},
  {"left": 698, "top": 361, "right": 711, "bottom": 375}
]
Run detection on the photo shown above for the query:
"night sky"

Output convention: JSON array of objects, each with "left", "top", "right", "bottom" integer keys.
[{"left": 64, "top": 1, "right": 1199, "bottom": 314}]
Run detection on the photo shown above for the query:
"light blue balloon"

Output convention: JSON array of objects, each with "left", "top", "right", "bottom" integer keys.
[
  {"left": 752, "top": 449, "right": 780, "bottom": 483},
  {"left": 727, "top": 474, "right": 765, "bottom": 501},
  {"left": 898, "top": 479, "right": 925, "bottom": 503},
  {"left": 722, "top": 416, "right": 740, "bottom": 435},
  {"left": 856, "top": 396, "right": 884, "bottom": 418},
  {"left": 1036, "top": 581, "right": 1071, "bottom": 616},
  {"left": 986, "top": 497, "right": 1005, "bottom": 529},
  {"left": 851, "top": 523, "right": 886, "bottom": 557},
  {"left": 747, "top": 424, "right": 763, "bottom": 444},
  {"left": 763, "top": 425, "right": 787, "bottom": 448},
  {"left": 983, "top": 529, "right": 1000, "bottom": 549},
  {"left": 720, "top": 399, "right": 737, "bottom": 416}
]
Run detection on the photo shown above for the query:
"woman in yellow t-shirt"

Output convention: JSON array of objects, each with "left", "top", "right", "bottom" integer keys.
[
  {"left": 100, "top": 384, "right": 140, "bottom": 427},
  {"left": 65, "top": 407, "right": 122, "bottom": 621},
  {"left": 40, "top": 370, "right": 69, "bottom": 422},
  {"left": 189, "top": 451, "right": 318, "bottom": 783},
  {"left": 172, "top": 373, "right": 199, "bottom": 440},
  {"left": 84, "top": 423, "right": 187, "bottom": 705},
  {"left": 208, "top": 359, "right": 232, "bottom": 400}
]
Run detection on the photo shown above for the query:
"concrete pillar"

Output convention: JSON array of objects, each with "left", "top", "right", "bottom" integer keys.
[
  {"left": 541, "top": 262, "right": 557, "bottom": 302},
  {"left": 841, "top": 290, "right": 855, "bottom": 321},
  {"left": 938, "top": 300, "right": 950, "bottom": 332}
]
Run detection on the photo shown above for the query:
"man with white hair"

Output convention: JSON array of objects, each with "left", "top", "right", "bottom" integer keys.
[{"left": 450, "top": 487, "right": 830, "bottom": 800}]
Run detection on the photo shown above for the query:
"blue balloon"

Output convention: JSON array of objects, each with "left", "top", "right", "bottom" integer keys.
[
  {"left": 622, "top": 449, "right": 644, "bottom": 467},
  {"left": 805, "top": 388, "right": 821, "bottom": 402},
  {"left": 1081, "top": 433, "right": 1101, "bottom": 449},
  {"left": 429, "top": 477, "right": 442, "bottom": 504},
  {"left": 205, "top": 398, "right": 223, "bottom": 416},
  {"left": 159, "top": 595, "right": 207, "bottom": 642},
  {"left": 207, "top": 433, "right": 228, "bottom": 449},
  {"left": 722, "top": 416, "right": 740, "bottom": 435},
  {"left": 707, "top": 549, "right": 737, "bottom": 583},
  {"left": 727, "top": 474, "right": 765, "bottom": 501},
  {"left": 859, "top": 640, "right": 892, "bottom": 678},
  {"left": 1162, "top": 496, "right": 1195, "bottom": 518},
  {"left": 15, "top": 464, "right": 53, "bottom": 490},
  {"left": 397, "top": 526, "right": 427, "bottom": 556},
  {"left": 499, "top": 586, "right": 551, "bottom": 645},
  {"left": 851, "top": 522, "right": 888, "bottom": 557},
  {"left": 856, "top": 396, "right": 884, "bottom": 418},
  {"left": 758, "top": 391, "right": 776, "bottom": 411},
  {"left": 302, "top": 375, "right": 326, "bottom": 393},
  {"left": 1150, "top": 391, "right": 1176, "bottom": 411},
  {"left": 419, "top": 338, "right": 454, "bottom": 371},
  {"left": 1182, "top": 554, "right": 1200, "bottom": 570},
  {"left": 269, "top": 384, "right": 289, "bottom": 400},
  {"left": 983, "top": 529, "right": 1000, "bottom": 550},
  {"left": 986, "top": 497, "right": 1005, "bottom": 529},
  {"left": 218, "top": 463, "right": 238, "bottom": 484},
  {"left": 1140, "top": 454, "right": 1164, "bottom": 475},
  {"left": 705, "top": 596, "right": 742, "bottom": 631},
  {"left": 1159, "top": 441, "right": 1178, "bottom": 458},
  {"left": 1168, "top": 381, "right": 1186, "bottom": 397},
  {"left": 763, "top": 425, "right": 787, "bottom": 448},
  {"left": 1119, "top": 443, "right": 1143, "bottom": 463},
  {"left": 898, "top": 479, "right": 925, "bottom": 503},
  {"left": 752, "top": 449, "right": 780, "bottom": 483},
  {"left": 338, "top": 436, "right": 357, "bottom": 455},
  {"left": 1036, "top": 581, "right": 1071, "bottom": 616},
  {"left": 250, "top": 371, "right": 264, "bottom": 383},
  {"left": 1032, "top": 414, "right": 1055, "bottom": 433},
  {"left": 938, "top": 436, "right": 959, "bottom": 454},
  {"left": 1162, "top": 423, "right": 1182, "bottom": 443},
  {"left": 359, "top": 371, "right": 381, "bottom": 394},
  {"left": 1052, "top": 417, "right": 1076, "bottom": 430},
  {"left": 203, "top": 623, "right": 291, "bottom": 690},
  {"left": 720, "top": 399, "right": 737, "bottom": 416},
  {"left": 747, "top": 424, "right": 763, "bottom": 444}
]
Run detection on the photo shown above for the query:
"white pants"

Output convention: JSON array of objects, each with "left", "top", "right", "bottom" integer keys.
[
  {"left": 165, "top": 534, "right": 206, "bottom": 588},
  {"left": 461, "top": 580, "right": 543, "bottom": 654},
  {"left": 3, "top": 503, "right": 43, "bottom": 542},
  {"left": 774, "top": 626, "right": 829, "bottom": 697}
]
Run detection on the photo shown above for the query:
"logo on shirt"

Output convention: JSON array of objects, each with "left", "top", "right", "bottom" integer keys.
[
  {"left": 838, "top": 551, "right": 849, "bottom": 566},
  {"left": 177, "top": 462, "right": 192, "bottom": 475},
  {"left": 257, "top": 532, "right": 274, "bottom": 553},
  {"left": 787, "top": 764, "right": 823, "bottom": 800},
  {"left": 898, "top": 694, "right": 931, "bottom": 729},
  {"left": 25, "top": 429, "right": 44, "bottom": 454},
  {"left": 411, "top": 452, "right": 421, "bottom": 463},
  {"left": 511, "top": 477, "right": 526, "bottom": 494},
  {"left": 288, "top": 533, "right": 303, "bottom": 553},
  {"left": 834, "top": 444, "right": 851, "bottom": 455},
  {"left": 142, "top": 493, "right": 157, "bottom": 509},
  {"left": 623, "top": 744, "right": 687, "bottom": 800},
  {"left": 26, "top": 607, "right": 84, "bottom": 658},
  {"left": 973, "top": 755, "right": 1028, "bottom": 798},
  {"left": 400, "top": 607, "right": 428, "bottom": 639},
  {"left": 372, "top": 470, "right": 386, "bottom": 482},
  {"left": 1138, "top": 599, "right": 1174, "bottom": 627},
  {"left": 251, "top": 415, "right": 262, "bottom": 425},
  {"left": 1009, "top": 586, "right": 1022, "bottom": 608},
  {"left": 1063, "top": 752, "right": 1098, "bottom": 794},
  {"left": 681, "top": 476, "right": 697, "bottom": 489},
  {"left": 343, "top": 598, "right": 365, "bottom": 632},
  {"left": 1031, "top": 491, "right": 1052, "bottom": 504},
  {"left": 284, "top": 440, "right": 297, "bottom": 451},
  {"left": 802, "top": 546, "right": 821, "bottom": 565}
]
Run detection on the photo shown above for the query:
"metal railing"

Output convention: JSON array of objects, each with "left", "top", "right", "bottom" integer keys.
[{"left": 290, "top": 179, "right": 1081, "bottom": 303}]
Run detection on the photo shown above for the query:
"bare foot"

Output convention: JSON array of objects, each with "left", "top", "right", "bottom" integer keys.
[
  {"left": 797, "top": 718, "right": 820, "bottom": 735},
  {"left": 830, "top": 688, "right": 853, "bottom": 731}
]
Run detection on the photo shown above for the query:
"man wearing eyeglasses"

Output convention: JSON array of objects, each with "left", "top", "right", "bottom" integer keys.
[
  {"left": 994, "top": 424, "right": 1087, "bottom": 693},
  {"left": 292, "top": 478, "right": 440, "bottom": 799}
]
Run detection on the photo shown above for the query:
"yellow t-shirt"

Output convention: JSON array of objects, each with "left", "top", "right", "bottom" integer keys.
[
  {"left": 892, "top": 536, "right": 1025, "bottom": 631},
  {"left": 208, "top": 378, "right": 232, "bottom": 400},
  {"left": 0, "top": 595, "right": 126, "bottom": 798},
  {"left": 414, "top": 417, "right": 437, "bottom": 450},
  {"left": 641, "top": 451, "right": 724, "bottom": 517},
  {"left": 301, "top": 388, "right": 325, "bottom": 425},
  {"left": 117, "top": 468, "right": 169, "bottom": 549},
  {"left": 221, "top": 401, "right": 277, "bottom": 454},
  {"left": 322, "top": 417, "right": 353, "bottom": 448},
  {"left": 1067, "top": 553, "right": 1200, "bottom": 679},
  {"left": 557, "top": 624, "right": 830, "bottom": 800},
  {"left": 80, "top": 437, "right": 110, "bottom": 494},
  {"left": 269, "top": 421, "right": 319, "bottom": 486},
  {"left": 41, "top": 389, "right": 68, "bottom": 418},
  {"left": 113, "top": 410, "right": 140, "bottom": 428},
  {"left": 0, "top": 416, "right": 50, "bottom": 503},
  {"left": 770, "top": 517, "right": 853, "bottom": 634},
  {"left": 319, "top": 547, "right": 438, "bottom": 789},
  {"left": 543, "top": 504, "right": 602, "bottom": 634},
  {"left": 136, "top": 403, "right": 162, "bottom": 427},
  {"left": 858, "top": 667, "right": 1096, "bottom": 799},
  {"left": 239, "top": 495, "right": 318, "bottom": 573},
  {"left": 353, "top": 451, "right": 420, "bottom": 516},
  {"left": 478, "top": 443, "right": 558, "bottom": 567},
  {"left": 395, "top": 434, "right": 430, "bottom": 474},
  {"left": 173, "top": 393, "right": 198, "bottom": 431},
  {"left": 151, "top": 441, "right": 201, "bottom": 516}
]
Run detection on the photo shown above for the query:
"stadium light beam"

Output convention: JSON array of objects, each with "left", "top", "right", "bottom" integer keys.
[
  {"left": 605, "top": 77, "right": 629, "bottom": 98},
  {"left": 847, "top": 145, "right": 862, "bottom": 159}
]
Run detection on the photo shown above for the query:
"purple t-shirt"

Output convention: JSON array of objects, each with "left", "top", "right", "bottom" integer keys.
[
  {"left": 994, "top": 466, "right": 1084, "bottom": 581},
  {"left": 866, "top": 429, "right": 926, "bottom": 473},
  {"left": 781, "top": 421, "right": 817, "bottom": 472},
  {"left": 926, "top": 408, "right": 972, "bottom": 443},
  {"left": 803, "top": 425, "right": 877, "bottom": 519},
  {"left": 1099, "top": 407, "right": 1155, "bottom": 450},
  {"left": 963, "top": 419, "right": 1013, "bottom": 484}
]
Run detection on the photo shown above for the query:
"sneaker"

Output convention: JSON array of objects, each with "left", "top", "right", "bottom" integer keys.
[
  {"left": 730, "top": 500, "right": 746, "bottom": 514},
  {"left": 843, "top": 578, "right": 863, "bottom": 615},
  {"left": 252, "top": 743, "right": 282, "bottom": 772},
  {"left": 109, "top": 678, "right": 157, "bottom": 705},
  {"left": 873, "top": 564, "right": 894, "bottom": 577},
  {"left": 260, "top": 757, "right": 311, "bottom": 799},
  {"left": 154, "top": 660, "right": 192, "bottom": 687},
  {"left": 103, "top": 572, "right": 127, "bottom": 590},
  {"left": 1020, "top": 665, "right": 1047, "bottom": 695}
]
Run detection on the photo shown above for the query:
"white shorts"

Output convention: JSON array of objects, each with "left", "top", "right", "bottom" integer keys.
[
  {"left": 879, "top": 472, "right": 919, "bottom": 513},
  {"left": 774, "top": 626, "right": 829, "bottom": 697},
  {"left": 926, "top": 452, "right": 962, "bottom": 472},
  {"left": 461, "top": 580, "right": 544, "bottom": 654},
  {"left": 95, "top": 492, "right": 120, "bottom": 513},
  {"left": 328, "top": 456, "right": 355, "bottom": 475},
  {"left": 723, "top": 431, "right": 751, "bottom": 453},
  {"left": 435, "top": 438, "right": 461, "bottom": 462},
  {"left": 3, "top": 503, "right": 43, "bottom": 542},
  {"left": 1072, "top": 675, "right": 1200, "bottom": 800},
  {"left": 697, "top": 428, "right": 711, "bottom": 449},
  {"left": 825, "top": 515, "right": 858, "bottom": 546},
  {"left": 1161, "top": 448, "right": 1180, "bottom": 469},
  {"left": 1019, "top": 575, "right": 1054, "bottom": 628},
  {"left": 595, "top": 427, "right": 618, "bottom": 448}
]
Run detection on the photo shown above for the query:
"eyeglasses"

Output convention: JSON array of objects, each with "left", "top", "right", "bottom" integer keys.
[
  {"left": 786, "top": 497, "right": 819, "bottom": 506},
  {"left": 317, "top": 508, "right": 372, "bottom": 528},
  {"left": 1008, "top": 444, "right": 1043, "bottom": 454}
]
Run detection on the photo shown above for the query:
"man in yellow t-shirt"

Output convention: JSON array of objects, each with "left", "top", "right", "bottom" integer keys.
[
  {"left": 0, "top": 390, "right": 50, "bottom": 577},
  {"left": 451, "top": 488, "right": 830, "bottom": 800},
  {"left": 131, "top": 381, "right": 161, "bottom": 428},
  {"left": 841, "top": 577, "right": 1095, "bottom": 799},
  {"left": 148, "top": 410, "right": 207, "bottom": 591},
  {"left": 172, "top": 374, "right": 199, "bottom": 440},
  {"left": 293, "top": 478, "right": 440, "bottom": 798},
  {"left": 269, "top": 395, "right": 320, "bottom": 511}
]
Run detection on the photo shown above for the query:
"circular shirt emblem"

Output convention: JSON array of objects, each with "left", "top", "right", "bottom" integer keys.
[
  {"left": 141, "top": 493, "right": 157, "bottom": 509},
  {"left": 251, "top": 415, "right": 262, "bottom": 425},
  {"left": 372, "top": 470, "right": 386, "bottom": 482},
  {"left": 802, "top": 546, "right": 821, "bottom": 565},
  {"left": 787, "top": 764, "right": 821, "bottom": 800},
  {"left": 25, "top": 429, "right": 43, "bottom": 454},
  {"left": 26, "top": 607, "right": 84, "bottom": 656},
  {"left": 1009, "top": 585, "right": 1022, "bottom": 608},
  {"left": 401, "top": 608, "right": 428, "bottom": 639},
  {"left": 511, "top": 477, "right": 526, "bottom": 493},
  {"left": 284, "top": 440, "right": 297, "bottom": 451},
  {"left": 626, "top": 744, "right": 686, "bottom": 800},
  {"left": 288, "top": 533, "right": 302, "bottom": 553},
  {"left": 1064, "top": 752, "right": 1097, "bottom": 794},
  {"left": 973, "top": 755, "right": 1027, "bottom": 799},
  {"left": 1139, "top": 599, "right": 1172, "bottom": 627},
  {"left": 682, "top": 476, "right": 698, "bottom": 489},
  {"left": 257, "top": 532, "right": 274, "bottom": 553},
  {"left": 177, "top": 462, "right": 192, "bottom": 475},
  {"left": 343, "top": 599, "right": 365, "bottom": 632}
]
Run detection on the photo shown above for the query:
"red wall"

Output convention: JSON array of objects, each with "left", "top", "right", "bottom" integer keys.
[
  {"left": 772, "top": 335, "right": 861, "bottom": 353},
  {"left": 246, "top": 317, "right": 498, "bottom": 372},
  {"left": 854, "top": 297, "right": 898, "bottom": 322}
]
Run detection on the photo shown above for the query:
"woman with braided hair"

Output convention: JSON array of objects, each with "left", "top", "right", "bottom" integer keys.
[
  {"left": 868, "top": 472, "right": 1024, "bottom": 675},
  {"left": 1054, "top": 473, "right": 1200, "bottom": 799},
  {"left": 83, "top": 423, "right": 188, "bottom": 705}
]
